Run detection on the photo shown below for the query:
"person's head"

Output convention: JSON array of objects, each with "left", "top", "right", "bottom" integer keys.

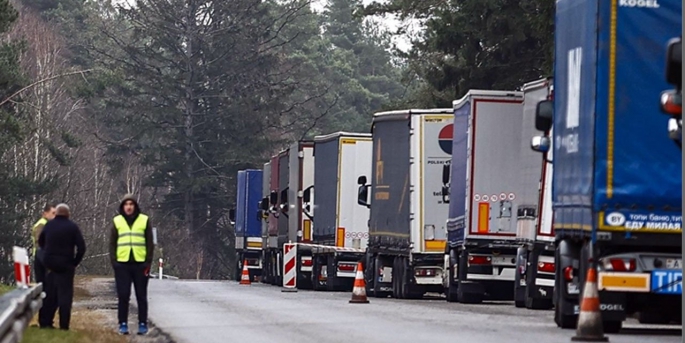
[
  {"left": 119, "top": 194, "right": 140, "bottom": 217},
  {"left": 42, "top": 204, "right": 56, "bottom": 220},
  {"left": 55, "top": 203, "right": 70, "bottom": 218}
]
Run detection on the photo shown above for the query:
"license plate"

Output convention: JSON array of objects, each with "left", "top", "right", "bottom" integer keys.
[
  {"left": 666, "top": 258, "right": 682, "bottom": 269},
  {"left": 651, "top": 269, "right": 683, "bottom": 295},
  {"left": 567, "top": 283, "right": 579, "bottom": 294}
]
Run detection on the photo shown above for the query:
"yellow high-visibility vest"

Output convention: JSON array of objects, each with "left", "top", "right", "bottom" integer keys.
[
  {"left": 32, "top": 218, "right": 48, "bottom": 257},
  {"left": 113, "top": 214, "right": 148, "bottom": 262}
]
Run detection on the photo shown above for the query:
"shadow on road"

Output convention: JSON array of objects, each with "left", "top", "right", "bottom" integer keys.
[{"left": 617, "top": 328, "right": 682, "bottom": 336}]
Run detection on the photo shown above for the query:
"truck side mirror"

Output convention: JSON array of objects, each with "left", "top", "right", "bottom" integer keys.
[
  {"left": 535, "top": 100, "right": 553, "bottom": 131},
  {"left": 303, "top": 186, "right": 312, "bottom": 203},
  {"left": 228, "top": 208, "right": 236, "bottom": 225},
  {"left": 357, "top": 185, "right": 371, "bottom": 208},
  {"left": 442, "top": 164, "right": 450, "bottom": 185},
  {"left": 531, "top": 135, "right": 551, "bottom": 153},
  {"left": 280, "top": 188, "right": 289, "bottom": 214},
  {"left": 357, "top": 175, "right": 367, "bottom": 185},
  {"left": 441, "top": 186, "right": 450, "bottom": 204},
  {"left": 269, "top": 191, "right": 278, "bottom": 205},
  {"left": 665, "top": 37, "right": 682, "bottom": 89}
]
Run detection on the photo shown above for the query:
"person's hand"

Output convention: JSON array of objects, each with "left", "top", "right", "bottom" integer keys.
[{"left": 143, "top": 264, "right": 150, "bottom": 276}]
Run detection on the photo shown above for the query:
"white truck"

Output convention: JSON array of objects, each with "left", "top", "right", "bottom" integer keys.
[
  {"left": 442, "top": 90, "right": 539, "bottom": 304},
  {"left": 357, "top": 109, "right": 454, "bottom": 299},
  {"left": 309, "top": 132, "right": 372, "bottom": 291},
  {"left": 513, "top": 78, "right": 556, "bottom": 309}
]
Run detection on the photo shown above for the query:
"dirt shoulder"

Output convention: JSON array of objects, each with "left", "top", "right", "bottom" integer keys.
[
  {"left": 23, "top": 275, "right": 175, "bottom": 343},
  {"left": 74, "top": 276, "right": 176, "bottom": 343}
]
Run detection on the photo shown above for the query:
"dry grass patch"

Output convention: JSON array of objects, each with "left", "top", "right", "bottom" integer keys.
[{"left": 23, "top": 309, "right": 125, "bottom": 343}]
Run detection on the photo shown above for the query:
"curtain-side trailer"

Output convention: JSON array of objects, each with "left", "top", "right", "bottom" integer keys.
[
  {"left": 531, "top": 0, "right": 682, "bottom": 332},
  {"left": 230, "top": 169, "right": 264, "bottom": 282},
  {"left": 310, "top": 132, "right": 372, "bottom": 291},
  {"left": 357, "top": 109, "right": 454, "bottom": 299},
  {"left": 261, "top": 155, "right": 282, "bottom": 285},
  {"left": 513, "top": 78, "right": 556, "bottom": 310},
  {"left": 443, "top": 90, "right": 532, "bottom": 304}
]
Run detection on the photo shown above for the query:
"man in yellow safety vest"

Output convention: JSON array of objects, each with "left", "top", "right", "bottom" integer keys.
[
  {"left": 109, "top": 194, "right": 154, "bottom": 335},
  {"left": 33, "top": 204, "right": 55, "bottom": 284}
]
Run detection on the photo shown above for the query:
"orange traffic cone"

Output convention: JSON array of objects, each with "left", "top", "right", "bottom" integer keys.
[
  {"left": 240, "top": 260, "right": 251, "bottom": 285},
  {"left": 572, "top": 266, "right": 608, "bottom": 342},
  {"left": 349, "top": 262, "right": 369, "bottom": 304}
]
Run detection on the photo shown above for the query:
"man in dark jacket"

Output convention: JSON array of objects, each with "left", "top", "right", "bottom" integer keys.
[
  {"left": 37, "top": 203, "right": 86, "bottom": 330},
  {"left": 32, "top": 204, "right": 55, "bottom": 284},
  {"left": 110, "top": 194, "right": 154, "bottom": 335}
]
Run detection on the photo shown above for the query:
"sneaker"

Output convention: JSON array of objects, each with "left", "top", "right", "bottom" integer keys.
[
  {"left": 138, "top": 322, "right": 148, "bottom": 335},
  {"left": 118, "top": 322, "right": 129, "bottom": 335}
]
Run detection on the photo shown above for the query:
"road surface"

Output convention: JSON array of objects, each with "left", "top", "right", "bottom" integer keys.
[{"left": 147, "top": 280, "right": 681, "bottom": 343}]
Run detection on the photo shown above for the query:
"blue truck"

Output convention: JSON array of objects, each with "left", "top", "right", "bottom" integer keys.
[
  {"left": 230, "top": 169, "right": 264, "bottom": 282},
  {"left": 530, "top": 0, "right": 682, "bottom": 332}
]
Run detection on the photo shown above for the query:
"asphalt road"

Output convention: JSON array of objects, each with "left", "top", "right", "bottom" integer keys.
[{"left": 147, "top": 280, "right": 681, "bottom": 343}]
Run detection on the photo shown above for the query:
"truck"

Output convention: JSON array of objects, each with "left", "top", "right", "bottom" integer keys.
[
  {"left": 229, "top": 169, "right": 264, "bottom": 282},
  {"left": 357, "top": 109, "right": 454, "bottom": 299},
  {"left": 274, "top": 141, "right": 315, "bottom": 289},
  {"left": 530, "top": 0, "right": 682, "bottom": 332},
  {"left": 261, "top": 155, "right": 282, "bottom": 285},
  {"left": 310, "top": 132, "right": 372, "bottom": 291},
  {"left": 442, "top": 90, "right": 535, "bottom": 304},
  {"left": 259, "top": 161, "right": 277, "bottom": 285},
  {"left": 513, "top": 78, "right": 556, "bottom": 310}
]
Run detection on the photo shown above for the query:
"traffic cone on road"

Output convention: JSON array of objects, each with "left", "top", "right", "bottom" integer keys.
[
  {"left": 240, "top": 260, "right": 251, "bottom": 285},
  {"left": 349, "top": 262, "right": 369, "bottom": 304},
  {"left": 571, "top": 266, "right": 608, "bottom": 342}
]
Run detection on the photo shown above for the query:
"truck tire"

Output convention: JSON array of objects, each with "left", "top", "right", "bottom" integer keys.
[
  {"left": 312, "top": 257, "right": 322, "bottom": 291},
  {"left": 456, "top": 250, "right": 483, "bottom": 304},
  {"left": 392, "top": 257, "right": 401, "bottom": 298},
  {"left": 446, "top": 252, "right": 459, "bottom": 302},
  {"left": 554, "top": 243, "right": 577, "bottom": 329},
  {"left": 603, "top": 321, "right": 622, "bottom": 334}
]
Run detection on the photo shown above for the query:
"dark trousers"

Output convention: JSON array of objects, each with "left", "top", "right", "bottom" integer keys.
[
  {"left": 38, "top": 268, "right": 75, "bottom": 330},
  {"left": 114, "top": 262, "right": 149, "bottom": 324},
  {"left": 34, "top": 250, "right": 46, "bottom": 284}
]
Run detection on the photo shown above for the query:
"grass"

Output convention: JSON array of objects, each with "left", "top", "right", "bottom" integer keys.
[
  {"left": 0, "top": 283, "right": 13, "bottom": 295},
  {"left": 19, "top": 277, "right": 126, "bottom": 343},
  {"left": 22, "top": 309, "right": 126, "bottom": 343}
]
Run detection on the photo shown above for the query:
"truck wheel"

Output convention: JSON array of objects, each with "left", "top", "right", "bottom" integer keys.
[
  {"left": 637, "top": 311, "right": 670, "bottom": 324},
  {"left": 235, "top": 259, "right": 242, "bottom": 282},
  {"left": 526, "top": 295, "right": 553, "bottom": 310},
  {"left": 603, "top": 321, "right": 622, "bottom": 334},
  {"left": 446, "top": 253, "right": 458, "bottom": 303},
  {"left": 392, "top": 257, "right": 401, "bottom": 298},
  {"left": 312, "top": 257, "right": 321, "bottom": 291},
  {"left": 554, "top": 244, "right": 577, "bottom": 329}
]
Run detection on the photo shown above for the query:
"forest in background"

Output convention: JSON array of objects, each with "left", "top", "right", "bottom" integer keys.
[{"left": 0, "top": 0, "right": 553, "bottom": 281}]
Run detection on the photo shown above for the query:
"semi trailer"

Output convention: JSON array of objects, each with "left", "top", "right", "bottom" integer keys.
[
  {"left": 357, "top": 109, "right": 454, "bottom": 299},
  {"left": 531, "top": 0, "right": 682, "bottom": 332},
  {"left": 513, "top": 78, "right": 556, "bottom": 309},
  {"left": 310, "top": 132, "right": 372, "bottom": 291},
  {"left": 262, "top": 155, "right": 282, "bottom": 285},
  {"left": 275, "top": 141, "right": 315, "bottom": 289},
  {"left": 229, "top": 169, "right": 264, "bottom": 282},
  {"left": 443, "top": 90, "right": 536, "bottom": 304}
]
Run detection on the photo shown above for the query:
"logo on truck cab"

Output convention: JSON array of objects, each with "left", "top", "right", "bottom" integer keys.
[
  {"left": 619, "top": 0, "right": 659, "bottom": 8},
  {"left": 438, "top": 124, "right": 453, "bottom": 155}
]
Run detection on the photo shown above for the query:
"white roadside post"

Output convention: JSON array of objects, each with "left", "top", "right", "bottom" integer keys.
[
  {"left": 159, "top": 258, "right": 163, "bottom": 280},
  {"left": 13, "top": 246, "right": 30, "bottom": 288}
]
